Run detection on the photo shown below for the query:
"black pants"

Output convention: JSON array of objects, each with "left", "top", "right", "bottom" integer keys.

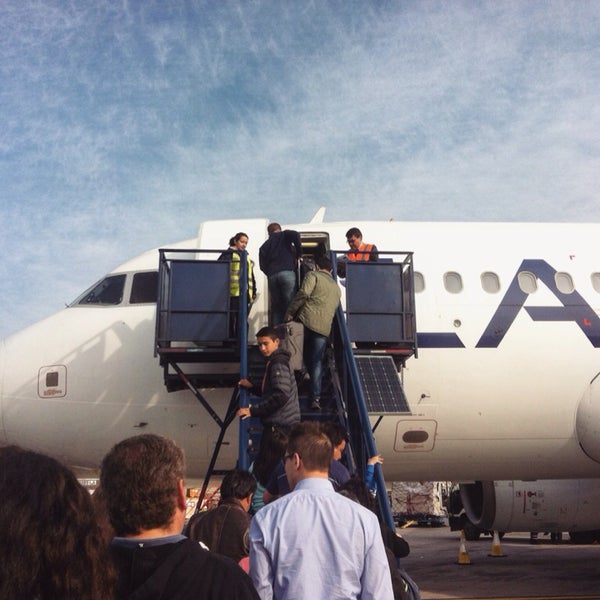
[{"left": 228, "top": 296, "right": 252, "bottom": 340}]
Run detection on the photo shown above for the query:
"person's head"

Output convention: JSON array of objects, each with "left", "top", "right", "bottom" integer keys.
[
  {"left": 100, "top": 434, "right": 186, "bottom": 537},
  {"left": 284, "top": 422, "right": 333, "bottom": 489},
  {"left": 267, "top": 223, "right": 282, "bottom": 235},
  {"left": 256, "top": 325, "right": 280, "bottom": 357},
  {"left": 321, "top": 421, "right": 349, "bottom": 460},
  {"left": 345, "top": 227, "right": 363, "bottom": 251},
  {"left": 233, "top": 232, "right": 249, "bottom": 251},
  {"left": 220, "top": 469, "right": 257, "bottom": 511},
  {"left": 0, "top": 445, "right": 114, "bottom": 600},
  {"left": 228, "top": 236, "right": 236, "bottom": 248},
  {"left": 315, "top": 255, "right": 333, "bottom": 273},
  {"left": 338, "top": 474, "right": 376, "bottom": 513}
]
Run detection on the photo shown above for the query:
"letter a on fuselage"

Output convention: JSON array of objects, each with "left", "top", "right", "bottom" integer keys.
[{"left": 476, "top": 259, "right": 600, "bottom": 348}]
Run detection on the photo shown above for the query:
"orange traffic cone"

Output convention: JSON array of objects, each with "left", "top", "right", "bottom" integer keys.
[
  {"left": 456, "top": 530, "right": 471, "bottom": 565},
  {"left": 489, "top": 530, "right": 506, "bottom": 557}
]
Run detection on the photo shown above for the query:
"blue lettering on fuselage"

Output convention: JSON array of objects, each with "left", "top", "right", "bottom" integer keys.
[
  {"left": 416, "top": 332, "right": 465, "bottom": 348},
  {"left": 417, "top": 260, "right": 600, "bottom": 349}
]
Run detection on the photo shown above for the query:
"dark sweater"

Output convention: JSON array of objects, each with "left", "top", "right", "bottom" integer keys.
[
  {"left": 259, "top": 230, "right": 302, "bottom": 276},
  {"left": 110, "top": 537, "right": 258, "bottom": 600},
  {"left": 185, "top": 498, "right": 251, "bottom": 563}
]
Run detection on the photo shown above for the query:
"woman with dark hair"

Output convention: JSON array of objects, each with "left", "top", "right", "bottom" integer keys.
[
  {"left": 219, "top": 232, "right": 257, "bottom": 340},
  {"left": 0, "top": 445, "right": 114, "bottom": 600}
]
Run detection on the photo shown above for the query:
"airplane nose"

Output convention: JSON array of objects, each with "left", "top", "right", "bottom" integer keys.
[{"left": 0, "top": 336, "right": 6, "bottom": 443}]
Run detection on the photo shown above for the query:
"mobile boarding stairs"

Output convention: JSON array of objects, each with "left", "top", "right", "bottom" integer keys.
[{"left": 154, "top": 247, "right": 417, "bottom": 529}]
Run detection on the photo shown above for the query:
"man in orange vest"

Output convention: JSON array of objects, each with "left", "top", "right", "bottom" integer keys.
[
  {"left": 345, "top": 227, "right": 379, "bottom": 262},
  {"left": 337, "top": 227, "right": 378, "bottom": 279}
]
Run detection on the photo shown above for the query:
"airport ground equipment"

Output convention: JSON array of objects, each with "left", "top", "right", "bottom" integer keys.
[
  {"left": 154, "top": 244, "right": 417, "bottom": 528},
  {"left": 391, "top": 481, "right": 448, "bottom": 527}
]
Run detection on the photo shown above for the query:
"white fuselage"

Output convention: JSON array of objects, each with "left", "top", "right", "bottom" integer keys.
[{"left": 1, "top": 219, "right": 600, "bottom": 482}]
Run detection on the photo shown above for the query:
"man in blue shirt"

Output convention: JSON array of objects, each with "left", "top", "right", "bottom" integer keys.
[{"left": 249, "top": 422, "right": 393, "bottom": 599}]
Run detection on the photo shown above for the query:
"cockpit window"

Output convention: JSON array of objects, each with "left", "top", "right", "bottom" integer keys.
[
  {"left": 75, "top": 274, "right": 126, "bottom": 305},
  {"left": 130, "top": 271, "right": 158, "bottom": 304}
]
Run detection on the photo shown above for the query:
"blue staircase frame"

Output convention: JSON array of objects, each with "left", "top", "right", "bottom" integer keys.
[{"left": 154, "top": 246, "right": 416, "bottom": 527}]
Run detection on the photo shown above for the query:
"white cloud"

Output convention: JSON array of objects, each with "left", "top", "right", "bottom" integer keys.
[{"left": 1, "top": 0, "right": 599, "bottom": 337}]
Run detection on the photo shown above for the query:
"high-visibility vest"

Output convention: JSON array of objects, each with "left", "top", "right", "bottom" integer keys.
[
  {"left": 348, "top": 243, "right": 374, "bottom": 261},
  {"left": 230, "top": 252, "right": 255, "bottom": 299}
]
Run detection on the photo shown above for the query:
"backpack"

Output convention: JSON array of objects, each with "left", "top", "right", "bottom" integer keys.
[
  {"left": 275, "top": 321, "right": 304, "bottom": 371},
  {"left": 397, "top": 567, "right": 421, "bottom": 600}
]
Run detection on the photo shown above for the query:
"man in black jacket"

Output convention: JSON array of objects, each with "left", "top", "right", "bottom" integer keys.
[
  {"left": 259, "top": 223, "right": 302, "bottom": 326},
  {"left": 100, "top": 434, "right": 259, "bottom": 600},
  {"left": 185, "top": 469, "right": 256, "bottom": 563}
]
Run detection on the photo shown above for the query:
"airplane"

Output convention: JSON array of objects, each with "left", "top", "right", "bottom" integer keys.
[{"left": 1, "top": 208, "right": 600, "bottom": 537}]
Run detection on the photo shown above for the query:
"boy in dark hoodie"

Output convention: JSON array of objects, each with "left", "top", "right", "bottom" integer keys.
[{"left": 237, "top": 326, "right": 301, "bottom": 481}]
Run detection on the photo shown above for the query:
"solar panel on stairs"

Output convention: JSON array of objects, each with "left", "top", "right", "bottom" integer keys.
[{"left": 354, "top": 355, "right": 410, "bottom": 414}]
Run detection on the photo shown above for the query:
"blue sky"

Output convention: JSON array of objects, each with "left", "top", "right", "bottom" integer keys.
[{"left": 1, "top": 0, "right": 599, "bottom": 338}]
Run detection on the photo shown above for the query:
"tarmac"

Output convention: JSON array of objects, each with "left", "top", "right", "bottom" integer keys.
[{"left": 398, "top": 525, "right": 600, "bottom": 600}]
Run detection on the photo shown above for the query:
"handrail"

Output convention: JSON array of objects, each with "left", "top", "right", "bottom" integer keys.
[
  {"left": 329, "top": 251, "right": 396, "bottom": 530},
  {"left": 237, "top": 250, "right": 250, "bottom": 470},
  {"left": 155, "top": 247, "right": 252, "bottom": 472}
]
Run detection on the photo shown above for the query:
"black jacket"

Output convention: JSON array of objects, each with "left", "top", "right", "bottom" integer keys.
[
  {"left": 249, "top": 348, "right": 300, "bottom": 427},
  {"left": 259, "top": 229, "right": 302, "bottom": 277},
  {"left": 110, "top": 538, "right": 258, "bottom": 600},
  {"left": 185, "top": 498, "right": 251, "bottom": 563}
]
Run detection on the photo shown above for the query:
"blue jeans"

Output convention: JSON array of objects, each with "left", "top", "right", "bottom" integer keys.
[
  {"left": 268, "top": 270, "right": 297, "bottom": 326},
  {"left": 303, "top": 327, "right": 327, "bottom": 400}
]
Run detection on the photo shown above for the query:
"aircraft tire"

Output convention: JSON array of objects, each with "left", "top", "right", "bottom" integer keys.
[{"left": 568, "top": 530, "right": 600, "bottom": 544}]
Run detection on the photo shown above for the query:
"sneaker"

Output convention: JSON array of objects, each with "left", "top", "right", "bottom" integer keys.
[{"left": 310, "top": 399, "right": 321, "bottom": 411}]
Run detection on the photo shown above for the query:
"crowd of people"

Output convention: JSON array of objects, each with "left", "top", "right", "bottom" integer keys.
[
  {"left": 0, "top": 223, "right": 417, "bottom": 599},
  {"left": 0, "top": 423, "right": 413, "bottom": 600},
  {"left": 227, "top": 222, "right": 377, "bottom": 410}
]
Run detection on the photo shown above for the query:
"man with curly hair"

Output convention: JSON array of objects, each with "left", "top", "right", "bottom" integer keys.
[{"left": 100, "top": 434, "right": 259, "bottom": 600}]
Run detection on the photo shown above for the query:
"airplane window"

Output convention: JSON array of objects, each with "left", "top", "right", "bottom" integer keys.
[
  {"left": 443, "top": 271, "right": 463, "bottom": 294},
  {"left": 481, "top": 272, "right": 500, "bottom": 294},
  {"left": 518, "top": 271, "right": 537, "bottom": 294},
  {"left": 592, "top": 273, "right": 600, "bottom": 294},
  {"left": 130, "top": 271, "right": 158, "bottom": 304},
  {"left": 555, "top": 272, "right": 574, "bottom": 294},
  {"left": 414, "top": 272, "right": 425, "bottom": 293},
  {"left": 76, "top": 274, "right": 126, "bottom": 305}
]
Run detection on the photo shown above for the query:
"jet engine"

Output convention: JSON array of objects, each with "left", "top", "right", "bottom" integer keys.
[
  {"left": 459, "top": 479, "right": 600, "bottom": 542},
  {"left": 576, "top": 371, "right": 600, "bottom": 464}
]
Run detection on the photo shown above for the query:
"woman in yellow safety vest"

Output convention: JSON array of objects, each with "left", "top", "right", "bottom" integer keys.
[{"left": 219, "top": 232, "right": 256, "bottom": 340}]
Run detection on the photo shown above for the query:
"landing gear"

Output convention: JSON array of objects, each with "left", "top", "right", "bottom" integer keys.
[{"left": 463, "top": 519, "right": 482, "bottom": 541}]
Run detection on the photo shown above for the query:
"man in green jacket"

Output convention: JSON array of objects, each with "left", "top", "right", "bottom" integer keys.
[{"left": 285, "top": 256, "right": 341, "bottom": 410}]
